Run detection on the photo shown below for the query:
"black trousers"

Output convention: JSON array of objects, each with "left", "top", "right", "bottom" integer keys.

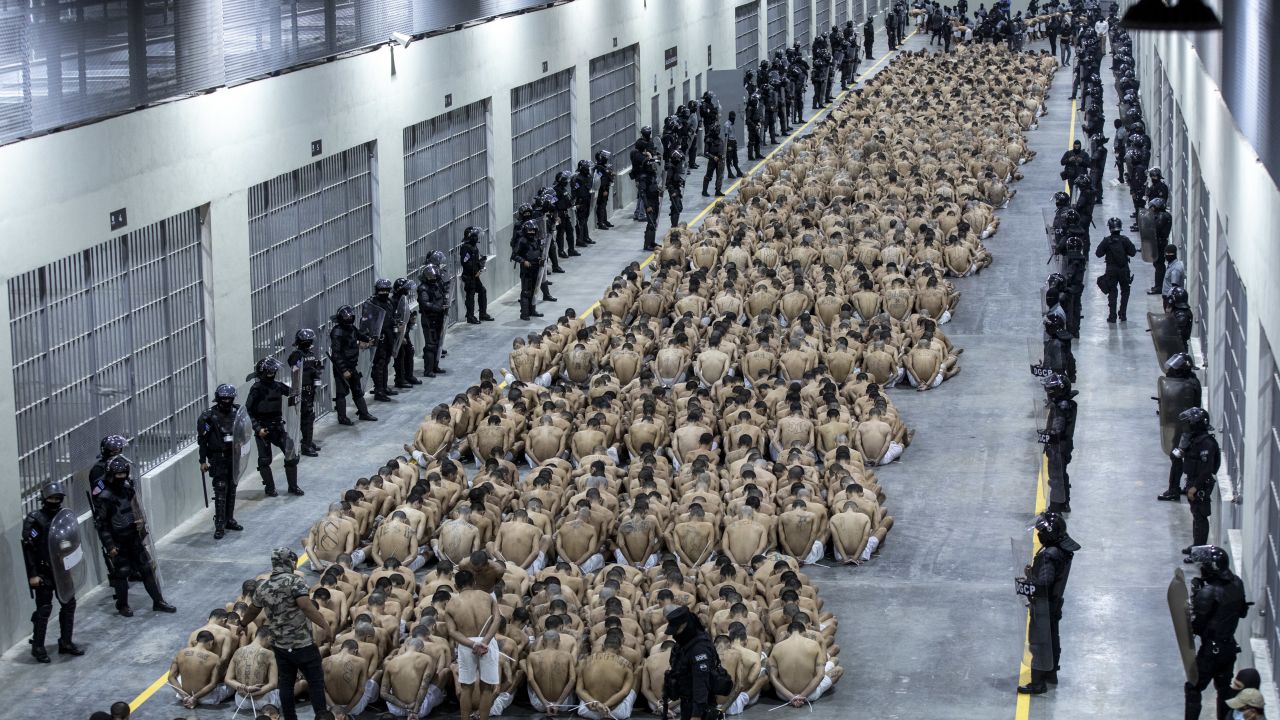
[
  {"left": 726, "top": 143, "right": 742, "bottom": 176},
  {"left": 463, "top": 274, "right": 487, "bottom": 320},
  {"left": 108, "top": 531, "right": 163, "bottom": 609},
  {"left": 702, "top": 155, "right": 723, "bottom": 194},
  {"left": 254, "top": 424, "right": 299, "bottom": 492},
  {"left": 1102, "top": 271, "right": 1131, "bottom": 320},
  {"left": 421, "top": 311, "right": 445, "bottom": 371},
  {"left": 209, "top": 455, "right": 236, "bottom": 529},
  {"left": 31, "top": 582, "right": 75, "bottom": 647},
  {"left": 1190, "top": 497, "right": 1211, "bottom": 547},
  {"left": 331, "top": 370, "right": 367, "bottom": 419},
  {"left": 642, "top": 189, "right": 661, "bottom": 249},
  {"left": 299, "top": 387, "right": 316, "bottom": 445},
  {"left": 1153, "top": 246, "right": 1168, "bottom": 290},
  {"left": 1166, "top": 455, "right": 1184, "bottom": 495},
  {"left": 575, "top": 205, "right": 592, "bottom": 246},
  {"left": 394, "top": 338, "right": 415, "bottom": 383},
  {"left": 519, "top": 265, "right": 539, "bottom": 317},
  {"left": 1185, "top": 642, "right": 1237, "bottom": 720},
  {"left": 555, "top": 211, "right": 574, "bottom": 254},
  {"left": 274, "top": 643, "right": 326, "bottom": 720},
  {"left": 371, "top": 338, "right": 393, "bottom": 392},
  {"left": 595, "top": 185, "right": 611, "bottom": 226},
  {"left": 668, "top": 191, "right": 683, "bottom": 228}
]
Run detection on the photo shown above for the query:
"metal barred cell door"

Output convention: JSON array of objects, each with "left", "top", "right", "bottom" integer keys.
[
  {"left": 736, "top": 2, "right": 762, "bottom": 74},
  {"left": 590, "top": 45, "right": 640, "bottom": 175},
  {"left": 511, "top": 69, "right": 575, "bottom": 210},
  {"left": 248, "top": 142, "right": 377, "bottom": 416},
  {"left": 767, "top": 0, "right": 788, "bottom": 56},
  {"left": 403, "top": 99, "right": 494, "bottom": 320},
  {"left": 817, "top": 0, "right": 831, "bottom": 33},
  {"left": 794, "top": 0, "right": 813, "bottom": 53},
  {"left": 7, "top": 208, "right": 209, "bottom": 513}
]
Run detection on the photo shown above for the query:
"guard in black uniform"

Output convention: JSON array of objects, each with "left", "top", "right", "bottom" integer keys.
[
  {"left": 552, "top": 170, "right": 577, "bottom": 258},
  {"left": 92, "top": 456, "right": 176, "bottom": 617},
  {"left": 1056, "top": 225, "right": 1088, "bottom": 338},
  {"left": 1158, "top": 353, "right": 1203, "bottom": 502},
  {"left": 666, "top": 150, "right": 686, "bottom": 228},
  {"left": 1167, "top": 286, "right": 1194, "bottom": 351},
  {"left": 1174, "top": 407, "right": 1220, "bottom": 550},
  {"left": 745, "top": 93, "right": 763, "bottom": 161},
  {"left": 88, "top": 433, "right": 129, "bottom": 494},
  {"left": 1040, "top": 374, "right": 1077, "bottom": 514},
  {"left": 724, "top": 112, "right": 743, "bottom": 178},
  {"left": 1094, "top": 217, "right": 1136, "bottom": 323},
  {"left": 367, "top": 278, "right": 398, "bottom": 402},
  {"left": 701, "top": 124, "right": 724, "bottom": 198},
  {"left": 1183, "top": 545, "right": 1249, "bottom": 720},
  {"left": 416, "top": 263, "right": 449, "bottom": 376},
  {"left": 459, "top": 227, "right": 493, "bottom": 324},
  {"left": 287, "top": 329, "right": 325, "bottom": 455},
  {"left": 328, "top": 304, "right": 378, "bottom": 426},
  {"left": 571, "top": 160, "right": 595, "bottom": 249},
  {"left": 197, "top": 383, "right": 246, "bottom": 538},
  {"left": 1039, "top": 311, "right": 1076, "bottom": 384},
  {"left": 22, "top": 481, "right": 82, "bottom": 662},
  {"left": 638, "top": 154, "right": 663, "bottom": 252},
  {"left": 1017, "top": 511, "right": 1079, "bottom": 694},
  {"left": 864, "top": 17, "right": 875, "bottom": 59},
  {"left": 631, "top": 128, "right": 656, "bottom": 222},
  {"left": 511, "top": 220, "right": 543, "bottom": 320},
  {"left": 594, "top": 150, "right": 615, "bottom": 230},
  {"left": 245, "top": 357, "right": 303, "bottom": 497},
  {"left": 1147, "top": 197, "right": 1173, "bottom": 294},
  {"left": 391, "top": 278, "right": 422, "bottom": 388},
  {"left": 663, "top": 605, "right": 726, "bottom": 720}
]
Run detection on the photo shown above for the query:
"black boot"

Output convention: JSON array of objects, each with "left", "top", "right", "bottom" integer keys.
[
  {"left": 31, "top": 646, "right": 50, "bottom": 663},
  {"left": 480, "top": 313, "right": 495, "bottom": 321},
  {"left": 286, "top": 463, "right": 303, "bottom": 496},
  {"left": 261, "top": 467, "right": 277, "bottom": 497},
  {"left": 57, "top": 641, "right": 84, "bottom": 656},
  {"left": 467, "top": 316, "right": 480, "bottom": 324},
  {"left": 353, "top": 393, "right": 377, "bottom": 421},
  {"left": 702, "top": 179, "right": 711, "bottom": 197}
]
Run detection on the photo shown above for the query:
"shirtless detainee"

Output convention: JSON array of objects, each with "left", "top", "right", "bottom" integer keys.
[
  {"left": 444, "top": 570, "right": 503, "bottom": 720},
  {"left": 168, "top": 631, "right": 232, "bottom": 708}
]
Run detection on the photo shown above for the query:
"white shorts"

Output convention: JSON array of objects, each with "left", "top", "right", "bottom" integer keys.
[
  {"left": 528, "top": 687, "right": 577, "bottom": 714},
  {"left": 806, "top": 662, "right": 836, "bottom": 702},
  {"left": 577, "top": 689, "right": 637, "bottom": 720},
  {"left": 804, "top": 540, "right": 825, "bottom": 564},
  {"left": 613, "top": 549, "right": 659, "bottom": 570},
  {"left": 405, "top": 551, "right": 426, "bottom": 572},
  {"left": 881, "top": 441, "right": 904, "bottom": 464},
  {"left": 175, "top": 683, "right": 232, "bottom": 706},
  {"left": 726, "top": 690, "right": 755, "bottom": 715},
  {"left": 579, "top": 553, "right": 605, "bottom": 574},
  {"left": 234, "top": 689, "right": 279, "bottom": 715},
  {"left": 386, "top": 684, "right": 445, "bottom": 717},
  {"left": 456, "top": 637, "right": 501, "bottom": 685},
  {"left": 529, "top": 550, "right": 547, "bottom": 574},
  {"left": 328, "top": 680, "right": 376, "bottom": 718},
  {"left": 490, "top": 690, "right": 514, "bottom": 716}
]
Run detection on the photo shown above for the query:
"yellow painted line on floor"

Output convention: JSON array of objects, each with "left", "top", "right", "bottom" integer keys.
[
  {"left": 1015, "top": 456, "right": 1049, "bottom": 720},
  {"left": 126, "top": 32, "right": 923, "bottom": 717},
  {"left": 1019, "top": 75, "right": 1077, "bottom": 717},
  {"left": 128, "top": 551, "right": 311, "bottom": 711}
]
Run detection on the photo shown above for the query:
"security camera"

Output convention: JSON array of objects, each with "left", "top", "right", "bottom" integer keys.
[{"left": 391, "top": 32, "right": 413, "bottom": 48}]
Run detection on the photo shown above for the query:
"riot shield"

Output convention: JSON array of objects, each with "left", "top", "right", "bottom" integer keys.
[
  {"left": 1137, "top": 208, "right": 1157, "bottom": 262},
  {"left": 231, "top": 406, "right": 254, "bottom": 482},
  {"left": 1011, "top": 535, "right": 1034, "bottom": 608},
  {"left": 1040, "top": 208, "right": 1060, "bottom": 270},
  {"left": 1167, "top": 567, "right": 1198, "bottom": 683},
  {"left": 1147, "top": 312, "right": 1186, "bottom": 369},
  {"left": 129, "top": 476, "right": 162, "bottom": 591},
  {"left": 47, "top": 506, "right": 85, "bottom": 604},
  {"left": 1157, "top": 376, "right": 1201, "bottom": 455},
  {"left": 357, "top": 300, "right": 388, "bottom": 381},
  {"left": 284, "top": 364, "right": 301, "bottom": 462},
  {"left": 1026, "top": 337, "right": 1046, "bottom": 378},
  {"left": 389, "top": 292, "right": 413, "bottom": 358}
]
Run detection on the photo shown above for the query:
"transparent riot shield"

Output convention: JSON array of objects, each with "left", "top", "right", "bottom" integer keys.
[
  {"left": 357, "top": 300, "right": 388, "bottom": 381},
  {"left": 535, "top": 214, "right": 553, "bottom": 291},
  {"left": 231, "top": 406, "right": 254, "bottom": 482},
  {"left": 1137, "top": 208, "right": 1157, "bottom": 263},
  {"left": 1011, "top": 535, "right": 1034, "bottom": 609},
  {"left": 1157, "top": 376, "right": 1201, "bottom": 455},
  {"left": 389, "top": 291, "right": 413, "bottom": 358},
  {"left": 1026, "top": 337, "right": 1046, "bottom": 379},
  {"left": 1040, "top": 208, "right": 1060, "bottom": 270},
  {"left": 1147, "top": 312, "right": 1185, "bottom": 369},
  {"left": 47, "top": 506, "right": 85, "bottom": 604},
  {"left": 284, "top": 364, "right": 302, "bottom": 462},
  {"left": 1167, "top": 567, "right": 1198, "bottom": 683},
  {"left": 128, "top": 475, "right": 163, "bottom": 591}
]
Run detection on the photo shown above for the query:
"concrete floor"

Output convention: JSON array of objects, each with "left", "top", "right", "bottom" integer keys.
[{"left": 0, "top": 31, "right": 1194, "bottom": 720}]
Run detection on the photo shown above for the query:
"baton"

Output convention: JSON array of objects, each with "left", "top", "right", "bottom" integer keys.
[{"left": 199, "top": 466, "right": 210, "bottom": 508}]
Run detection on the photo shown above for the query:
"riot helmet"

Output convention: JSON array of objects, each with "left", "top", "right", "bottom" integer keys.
[
  {"left": 520, "top": 220, "right": 539, "bottom": 237},
  {"left": 1148, "top": 197, "right": 1166, "bottom": 211},
  {"left": 335, "top": 304, "right": 357, "bottom": 325},
  {"left": 40, "top": 480, "right": 66, "bottom": 504},
  {"left": 1187, "top": 545, "right": 1229, "bottom": 576},
  {"left": 517, "top": 202, "right": 534, "bottom": 221},
  {"left": 1164, "top": 352, "right": 1194, "bottom": 377},
  {"left": 294, "top": 328, "right": 316, "bottom": 348},
  {"left": 640, "top": 125, "right": 652, "bottom": 140},
  {"left": 594, "top": 149, "right": 611, "bottom": 165},
  {"left": 1046, "top": 272, "right": 1066, "bottom": 290},
  {"left": 1107, "top": 217, "right": 1123, "bottom": 232},
  {"left": 463, "top": 226, "right": 482, "bottom": 245},
  {"left": 105, "top": 455, "right": 132, "bottom": 483},
  {"left": 100, "top": 434, "right": 128, "bottom": 459},
  {"left": 419, "top": 264, "right": 440, "bottom": 283},
  {"left": 1177, "top": 406, "right": 1210, "bottom": 432},
  {"left": 1031, "top": 511, "right": 1077, "bottom": 549},
  {"left": 374, "top": 277, "right": 393, "bottom": 298},
  {"left": 214, "top": 383, "right": 238, "bottom": 410},
  {"left": 577, "top": 159, "right": 592, "bottom": 174},
  {"left": 1061, "top": 209, "right": 1081, "bottom": 226},
  {"left": 392, "top": 277, "right": 412, "bottom": 295},
  {"left": 1148, "top": 166, "right": 1162, "bottom": 178},
  {"left": 256, "top": 356, "right": 282, "bottom": 380},
  {"left": 1042, "top": 373, "right": 1071, "bottom": 399},
  {"left": 555, "top": 170, "right": 572, "bottom": 185},
  {"left": 427, "top": 249, "right": 447, "bottom": 268},
  {"left": 1043, "top": 313, "right": 1067, "bottom": 333},
  {"left": 1167, "top": 285, "right": 1190, "bottom": 307}
]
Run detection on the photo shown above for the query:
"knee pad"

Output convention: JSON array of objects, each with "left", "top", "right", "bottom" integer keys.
[{"left": 33, "top": 603, "right": 52, "bottom": 621}]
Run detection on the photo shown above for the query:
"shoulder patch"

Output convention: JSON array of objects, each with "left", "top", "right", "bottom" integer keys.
[{"left": 694, "top": 653, "right": 709, "bottom": 661}]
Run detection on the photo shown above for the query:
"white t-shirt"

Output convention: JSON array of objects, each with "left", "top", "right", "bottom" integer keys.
[{"left": 1094, "top": 19, "right": 1109, "bottom": 36}]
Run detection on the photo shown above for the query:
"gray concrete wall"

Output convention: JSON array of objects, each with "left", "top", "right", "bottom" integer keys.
[{"left": 0, "top": 0, "right": 750, "bottom": 653}]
